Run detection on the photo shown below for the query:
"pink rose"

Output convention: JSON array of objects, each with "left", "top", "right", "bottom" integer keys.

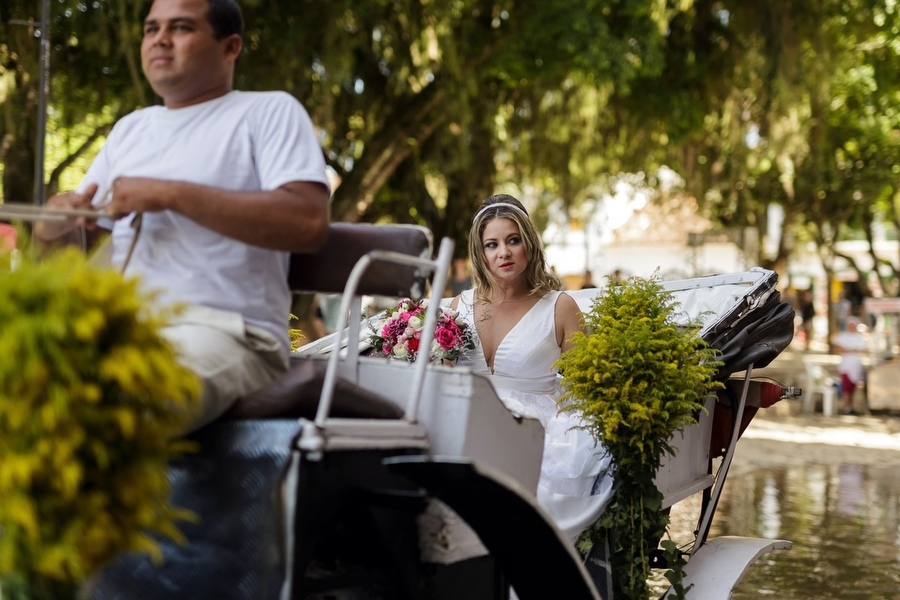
[
  {"left": 443, "top": 319, "right": 462, "bottom": 335},
  {"left": 435, "top": 326, "right": 458, "bottom": 349},
  {"left": 401, "top": 307, "right": 422, "bottom": 320}
]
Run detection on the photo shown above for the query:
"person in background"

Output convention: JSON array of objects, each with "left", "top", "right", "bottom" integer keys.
[
  {"left": 311, "top": 297, "right": 328, "bottom": 339},
  {"left": 834, "top": 290, "right": 852, "bottom": 332},
  {"left": 580, "top": 269, "right": 596, "bottom": 289},
  {"left": 450, "top": 194, "right": 614, "bottom": 545},
  {"left": 449, "top": 256, "right": 473, "bottom": 296},
  {"left": 798, "top": 289, "right": 816, "bottom": 350},
  {"left": 33, "top": 0, "right": 331, "bottom": 432},
  {"left": 834, "top": 316, "right": 868, "bottom": 415}
]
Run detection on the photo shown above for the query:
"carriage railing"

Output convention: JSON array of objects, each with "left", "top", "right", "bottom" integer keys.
[{"left": 296, "top": 236, "right": 456, "bottom": 459}]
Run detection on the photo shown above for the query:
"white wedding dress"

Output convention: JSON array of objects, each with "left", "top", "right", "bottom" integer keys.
[{"left": 455, "top": 289, "right": 614, "bottom": 543}]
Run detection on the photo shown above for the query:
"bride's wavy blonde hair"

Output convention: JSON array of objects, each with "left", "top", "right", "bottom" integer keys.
[{"left": 467, "top": 194, "right": 562, "bottom": 303}]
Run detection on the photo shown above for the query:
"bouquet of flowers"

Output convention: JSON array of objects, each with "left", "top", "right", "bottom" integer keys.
[{"left": 369, "top": 298, "right": 476, "bottom": 363}]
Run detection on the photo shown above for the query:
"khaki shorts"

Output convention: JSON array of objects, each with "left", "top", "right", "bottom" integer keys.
[{"left": 162, "top": 305, "right": 287, "bottom": 433}]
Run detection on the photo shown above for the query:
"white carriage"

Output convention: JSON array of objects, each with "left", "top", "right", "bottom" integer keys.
[{"left": 89, "top": 224, "right": 797, "bottom": 600}]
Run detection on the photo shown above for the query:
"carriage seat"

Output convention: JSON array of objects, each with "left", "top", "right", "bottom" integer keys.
[
  {"left": 229, "top": 222, "right": 433, "bottom": 421},
  {"left": 89, "top": 223, "right": 437, "bottom": 600},
  {"left": 227, "top": 356, "right": 403, "bottom": 420}
]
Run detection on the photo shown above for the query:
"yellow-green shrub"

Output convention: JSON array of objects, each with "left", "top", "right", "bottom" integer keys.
[
  {"left": 0, "top": 249, "right": 201, "bottom": 598},
  {"left": 556, "top": 275, "right": 722, "bottom": 600}
]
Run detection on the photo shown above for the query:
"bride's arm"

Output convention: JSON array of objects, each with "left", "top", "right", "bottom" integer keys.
[{"left": 556, "top": 292, "right": 586, "bottom": 352}]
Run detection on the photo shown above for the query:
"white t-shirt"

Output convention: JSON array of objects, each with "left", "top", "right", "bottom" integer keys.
[
  {"left": 79, "top": 91, "right": 329, "bottom": 357},
  {"left": 835, "top": 330, "right": 868, "bottom": 382}
]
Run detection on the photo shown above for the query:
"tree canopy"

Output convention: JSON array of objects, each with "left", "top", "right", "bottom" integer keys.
[{"left": 2, "top": 0, "right": 898, "bottom": 277}]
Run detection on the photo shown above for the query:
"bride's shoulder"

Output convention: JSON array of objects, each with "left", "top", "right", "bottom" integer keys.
[
  {"left": 451, "top": 288, "right": 476, "bottom": 311},
  {"left": 554, "top": 292, "right": 585, "bottom": 347},
  {"left": 554, "top": 291, "right": 580, "bottom": 313}
]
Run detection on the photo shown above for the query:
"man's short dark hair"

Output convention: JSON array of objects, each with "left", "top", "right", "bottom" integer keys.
[{"left": 206, "top": 0, "right": 243, "bottom": 40}]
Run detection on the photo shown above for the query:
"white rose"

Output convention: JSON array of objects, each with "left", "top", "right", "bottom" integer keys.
[
  {"left": 392, "top": 343, "right": 408, "bottom": 359},
  {"left": 408, "top": 315, "right": 424, "bottom": 330}
]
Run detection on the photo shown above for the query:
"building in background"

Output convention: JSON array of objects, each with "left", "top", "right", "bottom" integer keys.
[{"left": 544, "top": 191, "right": 746, "bottom": 286}]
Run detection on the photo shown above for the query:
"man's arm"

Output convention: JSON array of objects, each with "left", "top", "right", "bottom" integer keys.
[{"left": 105, "top": 177, "right": 330, "bottom": 253}]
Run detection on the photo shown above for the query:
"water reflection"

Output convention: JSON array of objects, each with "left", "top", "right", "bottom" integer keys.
[{"left": 666, "top": 461, "right": 900, "bottom": 599}]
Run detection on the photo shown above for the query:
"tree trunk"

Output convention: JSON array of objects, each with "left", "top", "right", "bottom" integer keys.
[
  {"left": 1, "top": 79, "right": 39, "bottom": 205},
  {"left": 332, "top": 80, "right": 448, "bottom": 222}
]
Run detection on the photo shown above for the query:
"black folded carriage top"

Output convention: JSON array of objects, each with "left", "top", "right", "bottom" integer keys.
[
  {"left": 569, "top": 268, "right": 795, "bottom": 381},
  {"left": 671, "top": 269, "right": 795, "bottom": 379}
]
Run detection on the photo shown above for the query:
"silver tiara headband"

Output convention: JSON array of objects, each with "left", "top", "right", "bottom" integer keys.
[{"left": 473, "top": 202, "right": 527, "bottom": 223}]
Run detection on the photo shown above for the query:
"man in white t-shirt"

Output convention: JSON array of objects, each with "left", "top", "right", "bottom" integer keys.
[{"left": 34, "top": 0, "right": 331, "bottom": 431}]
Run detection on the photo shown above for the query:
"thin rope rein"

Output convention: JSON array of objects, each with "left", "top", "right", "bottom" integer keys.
[{"left": 119, "top": 214, "right": 143, "bottom": 274}]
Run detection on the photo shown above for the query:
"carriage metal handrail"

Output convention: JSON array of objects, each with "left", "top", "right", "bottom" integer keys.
[{"left": 315, "top": 237, "right": 454, "bottom": 427}]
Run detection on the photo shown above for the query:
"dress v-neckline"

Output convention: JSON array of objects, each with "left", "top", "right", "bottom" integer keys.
[{"left": 481, "top": 294, "right": 548, "bottom": 374}]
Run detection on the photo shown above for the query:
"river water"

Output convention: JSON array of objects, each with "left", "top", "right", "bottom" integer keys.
[
  {"left": 659, "top": 415, "right": 900, "bottom": 599},
  {"left": 719, "top": 462, "right": 899, "bottom": 598}
]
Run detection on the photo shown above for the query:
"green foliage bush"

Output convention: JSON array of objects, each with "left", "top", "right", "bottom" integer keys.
[
  {"left": 0, "top": 249, "right": 201, "bottom": 599},
  {"left": 556, "top": 275, "right": 723, "bottom": 600}
]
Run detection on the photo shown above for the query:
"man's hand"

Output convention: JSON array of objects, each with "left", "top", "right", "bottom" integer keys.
[
  {"left": 103, "top": 177, "right": 174, "bottom": 219},
  {"left": 33, "top": 183, "right": 100, "bottom": 242}
]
